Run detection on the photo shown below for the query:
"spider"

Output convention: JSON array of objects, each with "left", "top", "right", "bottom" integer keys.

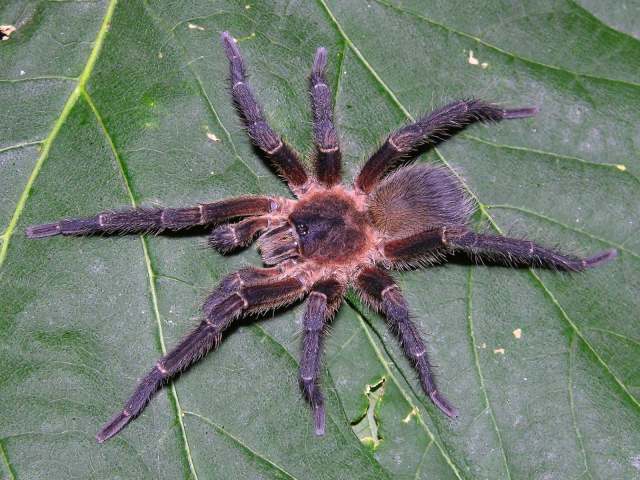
[{"left": 26, "top": 32, "right": 617, "bottom": 443}]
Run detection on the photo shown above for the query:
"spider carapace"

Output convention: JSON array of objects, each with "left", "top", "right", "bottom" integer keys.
[{"left": 26, "top": 32, "right": 616, "bottom": 442}]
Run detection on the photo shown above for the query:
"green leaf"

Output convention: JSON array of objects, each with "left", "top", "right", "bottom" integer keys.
[{"left": 1, "top": 1, "right": 639, "bottom": 478}]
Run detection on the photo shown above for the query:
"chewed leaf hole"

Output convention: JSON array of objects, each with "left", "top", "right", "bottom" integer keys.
[{"left": 350, "top": 377, "right": 386, "bottom": 448}]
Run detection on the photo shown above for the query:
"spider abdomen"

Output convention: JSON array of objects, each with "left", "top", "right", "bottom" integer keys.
[{"left": 368, "top": 164, "right": 474, "bottom": 239}]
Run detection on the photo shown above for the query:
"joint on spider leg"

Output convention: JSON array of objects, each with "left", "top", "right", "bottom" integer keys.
[
  {"left": 155, "top": 361, "right": 168, "bottom": 375},
  {"left": 263, "top": 139, "right": 283, "bottom": 156}
]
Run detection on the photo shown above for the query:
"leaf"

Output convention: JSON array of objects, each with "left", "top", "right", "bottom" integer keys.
[{"left": 1, "top": 1, "right": 639, "bottom": 478}]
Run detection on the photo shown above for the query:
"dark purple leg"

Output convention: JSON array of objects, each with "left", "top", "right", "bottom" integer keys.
[
  {"left": 382, "top": 227, "right": 617, "bottom": 271},
  {"left": 25, "top": 196, "right": 275, "bottom": 238},
  {"left": 221, "top": 32, "right": 308, "bottom": 189},
  {"left": 355, "top": 99, "right": 538, "bottom": 193},
  {"left": 309, "top": 47, "right": 341, "bottom": 186},
  {"left": 208, "top": 216, "right": 270, "bottom": 253},
  {"left": 299, "top": 278, "right": 344, "bottom": 435},
  {"left": 356, "top": 266, "right": 458, "bottom": 418},
  {"left": 96, "top": 272, "right": 305, "bottom": 443}
]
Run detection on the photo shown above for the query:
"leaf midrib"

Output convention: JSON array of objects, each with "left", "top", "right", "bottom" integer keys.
[{"left": 0, "top": 0, "right": 116, "bottom": 267}]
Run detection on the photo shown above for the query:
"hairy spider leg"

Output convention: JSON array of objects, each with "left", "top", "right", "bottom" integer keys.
[
  {"left": 221, "top": 32, "right": 309, "bottom": 191},
  {"left": 355, "top": 99, "right": 538, "bottom": 193},
  {"left": 208, "top": 215, "right": 270, "bottom": 252},
  {"left": 299, "top": 278, "right": 344, "bottom": 435},
  {"left": 383, "top": 227, "right": 618, "bottom": 271},
  {"left": 356, "top": 266, "right": 458, "bottom": 418},
  {"left": 25, "top": 196, "right": 276, "bottom": 238},
  {"left": 309, "top": 47, "right": 342, "bottom": 187},
  {"left": 96, "top": 267, "right": 306, "bottom": 443}
]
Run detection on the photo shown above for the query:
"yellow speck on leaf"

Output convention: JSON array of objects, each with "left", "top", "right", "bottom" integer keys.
[
  {"left": 468, "top": 50, "right": 479, "bottom": 65},
  {"left": 245, "top": 4, "right": 251, "bottom": 9},
  {"left": 616, "top": 164, "right": 627, "bottom": 171},
  {"left": 402, "top": 407, "right": 419, "bottom": 423},
  {"left": 468, "top": 50, "right": 489, "bottom": 69},
  {"left": 494, "top": 348, "right": 505, "bottom": 355},
  {"left": 513, "top": 328, "right": 522, "bottom": 339}
]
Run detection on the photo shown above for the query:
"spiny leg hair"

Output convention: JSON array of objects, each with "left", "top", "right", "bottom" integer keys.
[
  {"left": 309, "top": 47, "right": 341, "bottom": 186},
  {"left": 96, "top": 267, "right": 305, "bottom": 443},
  {"left": 221, "top": 32, "right": 309, "bottom": 190},
  {"left": 356, "top": 266, "right": 458, "bottom": 418},
  {"left": 355, "top": 99, "right": 538, "bottom": 193},
  {"left": 299, "top": 278, "right": 344, "bottom": 435},
  {"left": 383, "top": 226, "right": 618, "bottom": 271},
  {"left": 26, "top": 196, "right": 275, "bottom": 238},
  {"left": 208, "top": 216, "right": 270, "bottom": 253}
]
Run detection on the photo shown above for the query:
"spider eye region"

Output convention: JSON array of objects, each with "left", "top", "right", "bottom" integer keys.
[
  {"left": 289, "top": 192, "right": 368, "bottom": 262},
  {"left": 295, "top": 222, "right": 309, "bottom": 237}
]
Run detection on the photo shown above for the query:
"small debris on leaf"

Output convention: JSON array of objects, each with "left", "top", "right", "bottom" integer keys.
[
  {"left": 616, "top": 164, "right": 626, "bottom": 171},
  {"left": 468, "top": 49, "right": 489, "bottom": 69},
  {"left": 493, "top": 347, "right": 505, "bottom": 355},
  {"left": 188, "top": 23, "right": 205, "bottom": 31},
  {"left": 402, "top": 406, "right": 419, "bottom": 423},
  {"left": 207, "top": 132, "right": 221, "bottom": 143},
  {"left": 0, "top": 25, "right": 16, "bottom": 41},
  {"left": 513, "top": 328, "right": 522, "bottom": 339}
]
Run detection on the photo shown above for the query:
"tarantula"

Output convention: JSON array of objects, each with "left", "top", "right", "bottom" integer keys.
[{"left": 26, "top": 32, "right": 616, "bottom": 442}]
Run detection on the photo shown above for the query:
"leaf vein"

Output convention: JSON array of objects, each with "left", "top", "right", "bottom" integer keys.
[
  {"left": 568, "top": 333, "right": 593, "bottom": 480},
  {"left": 0, "top": 140, "right": 44, "bottom": 155},
  {"left": 347, "top": 300, "right": 464, "bottom": 480},
  {"left": 374, "top": 0, "right": 640, "bottom": 89},
  {"left": 462, "top": 134, "right": 640, "bottom": 186},
  {"left": 486, "top": 204, "right": 640, "bottom": 259},
  {"left": 0, "top": 440, "right": 16, "bottom": 480},
  {"left": 141, "top": 0, "right": 260, "bottom": 182},
  {"left": 0, "top": 0, "right": 117, "bottom": 269},
  {"left": 466, "top": 268, "right": 512, "bottom": 480},
  {"left": 82, "top": 89, "right": 199, "bottom": 480},
  {"left": 183, "top": 410, "right": 299, "bottom": 480}
]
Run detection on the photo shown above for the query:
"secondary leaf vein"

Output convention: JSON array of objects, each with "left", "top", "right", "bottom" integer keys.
[{"left": 82, "top": 89, "right": 199, "bottom": 480}]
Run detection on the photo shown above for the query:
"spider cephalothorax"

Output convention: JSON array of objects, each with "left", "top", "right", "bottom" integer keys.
[{"left": 26, "top": 32, "right": 616, "bottom": 442}]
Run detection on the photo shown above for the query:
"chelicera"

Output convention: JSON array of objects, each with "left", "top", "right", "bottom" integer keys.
[{"left": 26, "top": 32, "right": 616, "bottom": 442}]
